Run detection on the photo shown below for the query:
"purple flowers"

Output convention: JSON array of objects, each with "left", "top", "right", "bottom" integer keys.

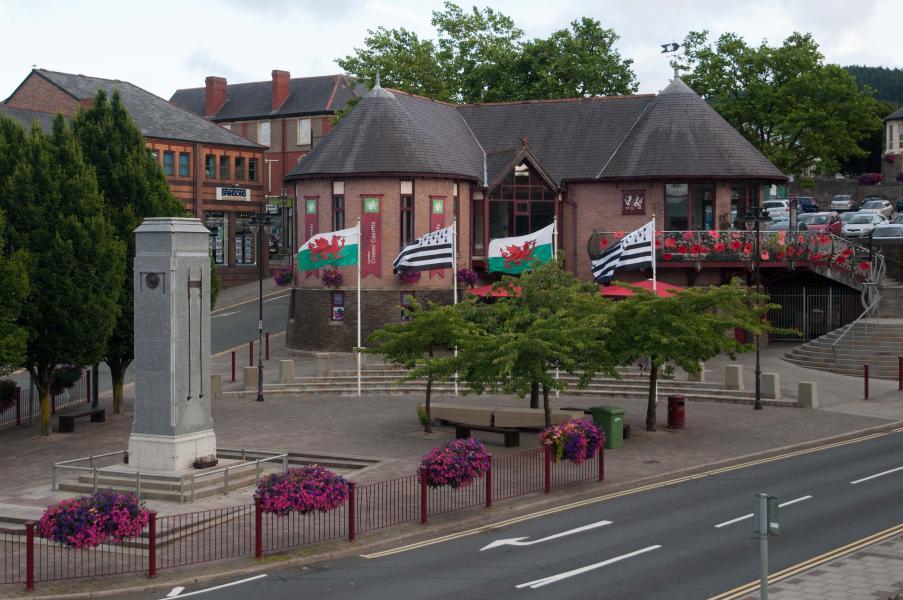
[
  {"left": 38, "top": 491, "right": 149, "bottom": 549},
  {"left": 273, "top": 265, "right": 293, "bottom": 287},
  {"left": 540, "top": 419, "right": 604, "bottom": 465},
  {"left": 397, "top": 270, "right": 422, "bottom": 284},
  {"left": 254, "top": 465, "right": 350, "bottom": 515},
  {"left": 858, "top": 172, "right": 883, "bottom": 186},
  {"left": 419, "top": 438, "right": 491, "bottom": 489},
  {"left": 456, "top": 268, "right": 478, "bottom": 288},
  {"left": 321, "top": 267, "right": 343, "bottom": 288}
]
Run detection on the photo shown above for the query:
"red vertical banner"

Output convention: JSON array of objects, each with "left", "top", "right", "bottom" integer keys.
[
  {"left": 303, "top": 197, "right": 319, "bottom": 278},
  {"left": 429, "top": 196, "right": 446, "bottom": 279},
  {"left": 362, "top": 196, "right": 381, "bottom": 278}
]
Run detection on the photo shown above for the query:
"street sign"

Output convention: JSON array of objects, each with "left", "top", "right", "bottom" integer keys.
[{"left": 754, "top": 494, "right": 779, "bottom": 535}]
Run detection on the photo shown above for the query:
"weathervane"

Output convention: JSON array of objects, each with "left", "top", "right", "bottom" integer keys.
[{"left": 661, "top": 42, "right": 681, "bottom": 80}]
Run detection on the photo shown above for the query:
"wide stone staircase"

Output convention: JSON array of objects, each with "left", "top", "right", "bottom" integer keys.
[{"left": 783, "top": 318, "right": 903, "bottom": 379}]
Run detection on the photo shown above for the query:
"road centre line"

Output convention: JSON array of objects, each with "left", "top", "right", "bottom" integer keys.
[
  {"left": 156, "top": 574, "right": 267, "bottom": 599},
  {"left": 361, "top": 431, "right": 893, "bottom": 559},
  {"left": 515, "top": 545, "right": 661, "bottom": 589},
  {"left": 850, "top": 465, "right": 903, "bottom": 485},
  {"left": 714, "top": 495, "right": 812, "bottom": 528},
  {"left": 212, "top": 290, "right": 289, "bottom": 314},
  {"left": 211, "top": 311, "right": 239, "bottom": 319}
]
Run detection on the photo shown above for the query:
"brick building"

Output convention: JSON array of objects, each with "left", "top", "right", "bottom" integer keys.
[{"left": 3, "top": 69, "right": 269, "bottom": 285}]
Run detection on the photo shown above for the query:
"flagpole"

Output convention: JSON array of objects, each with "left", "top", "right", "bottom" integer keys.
[
  {"left": 651, "top": 214, "right": 657, "bottom": 294},
  {"left": 453, "top": 219, "right": 459, "bottom": 397},
  {"left": 553, "top": 217, "right": 560, "bottom": 400},
  {"left": 357, "top": 218, "right": 362, "bottom": 398}
]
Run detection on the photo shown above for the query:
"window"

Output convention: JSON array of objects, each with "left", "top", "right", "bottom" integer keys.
[
  {"left": 331, "top": 291, "right": 345, "bottom": 321},
  {"left": 219, "top": 156, "right": 230, "bottom": 179},
  {"left": 332, "top": 195, "right": 345, "bottom": 230},
  {"left": 401, "top": 292, "right": 414, "bottom": 321},
  {"left": 258, "top": 121, "right": 271, "bottom": 146},
  {"left": 248, "top": 158, "right": 258, "bottom": 181},
  {"left": 205, "top": 155, "right": 215, "bottom": 178},
  {"left": 205, "top": 211, "right": 227, "bottom": 265},
  {"left": 664, "top": 184, "right": 689, "bottom": 230},
  {"left": 298, "top": 118, "right": 311, "bottom": 145},
  {"left": 234, "top": 213, "right": 256, "bottom": 265},
  {"left": 898, "top": 124, "right": 903, "bottom": 148},
  {"left": 487, "top": 163, "right": 554, "bottom": 239},
  {"left": 179, "top": 152, "right": 190, "bottom": 177},
  {"left": 161, "top": 151, "right": 174, "bottom": 176},
  {"left": 400, "top": 195, "right": 414, "bottom": 249},
  {"left": 235, "top": 157, "right": 245, "bottom": 180},
  {"left": 472, "top": 194, "right": 485, "bottom": 256}
]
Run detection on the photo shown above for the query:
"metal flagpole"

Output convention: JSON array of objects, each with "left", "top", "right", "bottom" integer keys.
[
  {"left": 357, "top": 218, "right": 362, "bottom": 398},
  {"left": 453, "top": 219, "right": 459, "bottom": 397},
  {"left": 553, "top": 217, "right": 560, "bottom": 401},
  {"left": 651, "top": 214, "right": 657, "bottom": 294}
]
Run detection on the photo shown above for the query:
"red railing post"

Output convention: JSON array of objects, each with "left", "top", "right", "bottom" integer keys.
[
  {"left": 231, "top": 351, "right": 236, "bottom": 382},
  {"left": 15, "top": 387, "right": 21, "bottom": 426},
  {"left": 265, "top": 332, "right": 270, "bottom": 361},
  {"left": 864, "top": 364, "right": 869, "bottom": 400},
  {"left": 25, "top": 521, "right": 34, "bottom": 592},
  {"left": 544, "top": 444, "right": 552, "bottom": 494},
  {"left": 249, "top": 341, "right": 254, "bottom": 367},
  {"left": 598, "top": 445, "right": 605, "bottom": 482},
  {"left": 147, "top": 511, "right": 157, "bottom": 578},
  {"left": 254, "top": 498, "right": 263, "bottom": 559},
  {"left": 485, "top": 455, "right": 493, "bottom": 508},
  {"left": 348, "top": 481, "right": 356, "bottom": 542},
  {"left": 419, "top": 466, "right": 428, "bottom": 524}
]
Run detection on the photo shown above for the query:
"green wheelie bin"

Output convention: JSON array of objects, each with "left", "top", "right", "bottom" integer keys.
[{"left": 589, "top": 405, "right": 624, "bottom": 449}]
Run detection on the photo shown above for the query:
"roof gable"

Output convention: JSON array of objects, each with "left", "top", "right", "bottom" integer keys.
[{"left": 886, "top": 105, "right": 903, "bottom": 121}]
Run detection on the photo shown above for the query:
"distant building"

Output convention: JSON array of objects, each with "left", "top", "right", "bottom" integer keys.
[{"left": 883, "top": 105, "right": 903, "bottom": 183}]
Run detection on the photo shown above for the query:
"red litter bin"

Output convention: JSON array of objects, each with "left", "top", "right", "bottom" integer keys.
[{"left": 667, "top": 394, "right": 685, "bottom": 429}]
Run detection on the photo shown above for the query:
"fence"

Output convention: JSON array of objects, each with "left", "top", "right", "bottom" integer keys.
[
  {"left": 768, "top": 286, "right": 863, "bottom": 341},
  {"left": 0, "top": 369, "right": 90, "bottom": 430},
  {"left": 1, "top": 444, "right": 603, "bottom": 590}
]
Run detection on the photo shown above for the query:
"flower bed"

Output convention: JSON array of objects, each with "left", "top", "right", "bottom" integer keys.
[
  {"left": 540, "top": 419, "right": 604, "bottom": 465},
  {"left": 419, "top": 438, "right": 491, "bottom": 489},
  {"left": 38, "top": 491, "right": 149, "bottom": 549},
  {"left": 254, "top": 465, "right": 350, "bottom": 515}
]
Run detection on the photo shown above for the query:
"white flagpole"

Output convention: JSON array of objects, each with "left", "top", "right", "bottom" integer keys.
[
  {"left": 553, "top": 216, "right": 560, "bottom": 401},
  {"left": 357, "top": 218, "right": 362, "bottom": 398},
  {"left": 651, "top": 215, "right": 657, "bottom": 294},
  {"left": 453, "top": 219, "right": 459, "bottom": 397}
]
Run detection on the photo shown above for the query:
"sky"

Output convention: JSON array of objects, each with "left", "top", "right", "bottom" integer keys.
[{"left": 0, "top": 0, "right": 900, "bottom": 101}]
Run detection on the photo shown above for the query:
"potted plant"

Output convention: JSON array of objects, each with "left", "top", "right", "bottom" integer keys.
[
  {"left": 192, "top": 454, "right": 218, "bottom": 469},
  {"left": 254, "top": 465, "right": 350, "bottom": 515},
  {"left": 539, "top": 419, "right": 604, "bottom": 464},
  {"left": 419, "top": 438, "right": 491, "bottom": 489},
  {"left": 456, "top": 268, "right": 478, "bottom": 288},
  {"left": 38, "top": 491, "right": 149, "bottom": 548}
]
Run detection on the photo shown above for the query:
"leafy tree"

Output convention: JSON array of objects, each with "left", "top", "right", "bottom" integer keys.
[
  {"left": 845, "top": 65, "right": 903, "bottom": 107},
  {"left": 0, "top": 209, "right": 28, "bottom": 375},
  {"left": 72, "top": 90, "right": 186, "bottom": 414},
  {"left": 607, "top": 281, "right": 778, "bottom": 432},
  {"left": 1, "top": 117, "right": 125, "bottom": 435},
  {"left": 839, "top": 99, "right": 898, "bottom": 176},
  {"left": 678, "top": 31, "right": 881, "bottom": 176}
]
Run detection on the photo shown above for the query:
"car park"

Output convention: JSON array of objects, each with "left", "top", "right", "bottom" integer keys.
[
  {"left": 871, "top": 224, "right": 903, "bottom": 240},
  {"left": 831, "top": 194, "right": 858, "bottom": 212},
  {"left": 767, "top": 220, "right": 807, "bottom": 231},
  {"left": 795, "top": 196, "right": 818, "bottom": 213},
  {"left": 860, "top": 198, "right": 894, "bottom": 219},
  {"left": 763, "top": 199, "right": 789, "bottom": 219},
  {"left": 797, "top": 212, "right": 841, "bottom": 235},
  {"left": 841, "top": 212, "right": 887, "bottom": 238}
]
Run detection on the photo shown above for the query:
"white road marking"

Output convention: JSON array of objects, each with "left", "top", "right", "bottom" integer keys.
[
  {"left": 166, "top": 587, "right": 185, "bottom": 597},
  {"left": 211, "top": 311, "right": 240, "bottom": 319},
  {"left": 155, "top": 574, "right": 267, "bottom": 599},
  {"left": 715, "top": 495, "right": 813, "bottom": 528},
  {"left": 850, "top": 465, "right": 903, "bottom": 485},
  {"left": 481, "top": 520, "right": 612, "bottom": 551},
  {"left": 515, "top": 545, "right": 661, "bottom": 589},
  {"left": 264, "top": 293, "right": 290, "bottom": 303}
]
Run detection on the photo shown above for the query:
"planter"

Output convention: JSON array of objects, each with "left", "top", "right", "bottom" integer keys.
[
  {"left": 38, "top": 491, "right": 149, "bottom": 548},
  {"left": 254, "top": 465, "right": 350, "bottom": 515},
  {"left": 192, "top": 455, "right": 218, "bottom": 469}
]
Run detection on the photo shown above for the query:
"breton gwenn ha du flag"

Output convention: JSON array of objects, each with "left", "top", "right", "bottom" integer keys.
[
  {"left": 591, "top": 221, "right": 654, "bottom": 283},
  {"left": 393, "top": 225, "right": 455, "bottom": 272}
]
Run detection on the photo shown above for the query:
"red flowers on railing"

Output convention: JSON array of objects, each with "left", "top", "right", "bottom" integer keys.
[{"left": 38, "top": 491, "right": 149, "bottom": 549}]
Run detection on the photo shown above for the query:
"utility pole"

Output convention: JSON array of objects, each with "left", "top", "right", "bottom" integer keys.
[{"left": 754, "top": 493, "right": 779, "bottom": 600}]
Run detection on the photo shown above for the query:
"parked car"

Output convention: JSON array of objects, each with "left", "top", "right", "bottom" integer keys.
[
  {"left": 842, "top": 212, "right": 887, "bottom": 238},
  {"left": 797, "top": 212, "right": 841, "bottom": 235},
  {"left": 896, "top": 197, "right": 903, "bottom": 212},
  {"left": 871, "top": 224, "right": 903, "bottom": 240},
  {"left": 795, "top": 196, "right": 819, "bottom": 213},
  {"left": 840, "top": 211, "right": 860, "bottom": 225},
  {"left": 763, "top": 199, "right": 789, "bottom": 219},
  {"left": 892, "top": 214, "right": 903, "bottom": 224},
  {"left": 767, "top": 220, "right": 807, "bottom": 231},
  {"left": 831, "top": 194, "right": 859, "bottom": 212},
  {"left": 860, "top": 198, "right": 894, "bottom": 219}
]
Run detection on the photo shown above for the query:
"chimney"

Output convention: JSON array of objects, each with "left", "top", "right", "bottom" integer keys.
[
  {"left": 271, "top": 70, "right": 290, "bottom": 110},
  {"left": 205, "top": 76, "right": 227, "bottom": 116}
]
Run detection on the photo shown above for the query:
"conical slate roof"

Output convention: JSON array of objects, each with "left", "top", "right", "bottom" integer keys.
[{"left": 596, "top": 78, "right": 785, "bottom": 181}]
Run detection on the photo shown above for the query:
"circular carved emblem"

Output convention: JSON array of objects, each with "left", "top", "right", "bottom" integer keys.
[{"left": 145, "top": 273, "right": 160, "bottom": 289}]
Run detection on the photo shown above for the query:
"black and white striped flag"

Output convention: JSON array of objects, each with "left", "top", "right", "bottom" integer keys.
[
  {"left": 393, "top": 225, "right": 455, "bottom": 272},
  {"left": 591, "top": 221, "right": 655, "bottom": 283}
]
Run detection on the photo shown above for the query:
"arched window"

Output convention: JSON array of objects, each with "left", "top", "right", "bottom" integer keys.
[{"left": 487, "top": 163, "right": 555, "bottom": 239}]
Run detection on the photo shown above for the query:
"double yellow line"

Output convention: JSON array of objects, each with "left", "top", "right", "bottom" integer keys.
[{"left": 709, "top": 522, "right": 903, "bottom": 599}]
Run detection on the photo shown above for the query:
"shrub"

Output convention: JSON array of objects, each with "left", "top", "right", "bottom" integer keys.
[
  {"left": 38, "top": 491, "right": 149, "bottom": 549},
  {"left": 858, "top": 172, "right": 883, "bottom": 186},
  {"left": 540, "top": 419, "right": 604, "bottom": 465},
  {"left": 50, "top": 366, "right": 83, "bottom": 396},
  {"left": 0, "top": 379, "right": 17, "bottom": 412},
  {"left": 273, "top": 265, "right": 293, "bottom": 286},
  {"left": 321, "top": 267, "right": 343, "bottom": 288},
  {"left": 254, "top": 465, "right": 350, "bottom": 515},
  {"left": 419, "top": 438, "right": 491, "bottom": 489},
  {"left": 397, "top": 270, "right": 422, "bottom": 284}
]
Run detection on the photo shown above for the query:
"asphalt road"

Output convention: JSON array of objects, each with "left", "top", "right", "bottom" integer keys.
[{"left": 147, "top": 430, "right": 903, "bottom": 600}]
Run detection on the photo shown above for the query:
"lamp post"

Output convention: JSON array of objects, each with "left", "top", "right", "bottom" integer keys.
[
  {"left": 739, "top": 205, "right": 772, "bottom": 411},
  {"left": 249, "top": 212, "right": 271, "bottom": 402}
]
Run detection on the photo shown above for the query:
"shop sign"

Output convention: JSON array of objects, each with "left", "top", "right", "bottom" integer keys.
[{"left": 216, "top": 187, "right": 251, "bottom": 201}]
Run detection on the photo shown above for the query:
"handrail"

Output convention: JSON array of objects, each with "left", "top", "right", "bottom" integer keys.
[{"left": 831, "top": 296, "right": 881, "bottom": 364}]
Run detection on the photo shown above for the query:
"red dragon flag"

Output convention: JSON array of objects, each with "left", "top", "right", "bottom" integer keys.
[
  {"left": 487, "top": 222, "right": 555, "bottom": 274},
  {"left": 297, "top": 226, "right": 360, "bottom": 271}
]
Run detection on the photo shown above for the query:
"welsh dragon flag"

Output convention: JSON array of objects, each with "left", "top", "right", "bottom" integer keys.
[
  {"left": 488, "top": 223, "right": 555, "bottom": 274},
  {"left": 297, "top": 226, "right": 360, "bottom": 271}
]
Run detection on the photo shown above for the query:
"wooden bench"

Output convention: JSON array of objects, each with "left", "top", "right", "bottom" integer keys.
[
  {"left": 453, "top": 423, "right": 520, "bottom": 447},
  {"left": 58, "top": 408, "right": 105, "bottom": 433}
]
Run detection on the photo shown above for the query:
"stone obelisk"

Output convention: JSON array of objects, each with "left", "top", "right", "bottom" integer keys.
[{"left": 128, "top": 217, "right": 216, "bottom": 471}]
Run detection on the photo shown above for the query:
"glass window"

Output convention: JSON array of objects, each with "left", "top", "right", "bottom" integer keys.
[
  {"left": 333, "top": 195, "right": 345, "bottom": 230},
  {"left": 401, "top": 292, "right": 414, "bottom": 321},
  {"left": 400, "top": 195, "right": 414, "bottom": 249},
  {"left": 248, "top": 158, "right": 257, "bottom": 181},
  {"left": 472, "top": 199, "right": 485, "bottom": 256},
  {"left": 298, "top": 118, "right": 311, "bottom": 145},
  {"left": 664, "top": 183, "right": 689, "bottom": 230},
  {"left": 235, "top": 157, "right": 245, "bottom": 180},
  {"left": 179, "top": 152, "right": 190, "bottom": 177},
  {"left": 205, "top": 211, "right": 227, "bottom": 265},
  {"left": 898, "top": 124, "right": 903, "bottom": 147},
  {"left": 219, "top": 156, "right": 230, "bottom": 179},
  {"left": 331, "top": 291, "right": 345, "bottom": 321},
  {"left": 487, "top": 162, "right": 554, "bottom": 238},
  {"left": 205, "top": 155, "right": 215, "bottom": 178},
  {"left": 258, "top": 121, "right": 271, "bottom": 146},
  {"left": 162, "top": 151, "right": 174, "bottom": 176},
  {"left": 691, "top": 184, "right": 715, "bottom": 230},
  {"left": 234, "top": 213, "right": 256, "bottom": 265}
]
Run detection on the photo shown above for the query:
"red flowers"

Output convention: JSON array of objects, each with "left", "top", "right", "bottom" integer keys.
[
  {"left": 677, "top": 245, "right": 689, "bottom": 254},
  {"left": 729, "top": 240, "right": 742, "bottom": 251},
  {"left": 682, "top": 231, "right": 695, "bottom": 241},
  {"left": 664, "top": 237, "right": 677, "bottom": 249},
  {"left": 713, "top": 243, "right": 727, "bottom": 253},
  {"left": 743, "top": 243, "right": 753, "bottom": 254},
  {"left": 614, "top": 231, "right": 625, "bottom": 239},
  {"left": 662, "top": 252, "right": 674, "bottom": 261},
  {"left": 600, "top": 238, "right": 610, "bottom": 248},
  {"left": 255, "top": 465, "right": 350, "bottom": 515},
  {"left": 860, "top": 261, "right": 871, "bottom": 271}
]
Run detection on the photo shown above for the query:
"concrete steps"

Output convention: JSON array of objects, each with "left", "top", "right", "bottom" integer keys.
[{"left": 784, "top": 318, "right": 903, "bottom": 379}]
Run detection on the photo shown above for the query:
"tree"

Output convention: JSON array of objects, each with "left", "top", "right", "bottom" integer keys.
[
  {"left": 0, "top": 117, "right": 125, "bottom": 435},
  {"left": 72, "top": 90, "right": 186, "bottom": 415},
  {"left": 678, "top": 31, "right": 882, "bottom": 176},
  {"left": 0, "top": 209, "right": 28, "bottom": 375},
  {"left": 366, "top": 299, "right": 469, "bottom": 433},
  {"left": 839, "top": 99, "right": 898, "bottom": 176},
  {"left": 607, "top": 281, "right": 778, "bottom": 431},
  {"left": 845, "top": 65, "right": 903, "bottom": 107}
]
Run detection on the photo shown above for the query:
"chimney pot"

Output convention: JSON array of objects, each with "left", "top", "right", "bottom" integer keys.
[{"left": 205, "top": 76, "right": 227, "bottom": 117}]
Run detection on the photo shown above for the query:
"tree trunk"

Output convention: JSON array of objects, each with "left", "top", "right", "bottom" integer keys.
[
  {"left": 39, "top": 386, "right": 52, "bottom": 436},
  {"left": 530, "top": 380, "right": 539, "bottom": 409},
  {"left": 646, "top": 359, "right": 658, "bottom": 432},
  {"left": 108, "top": 359, "right": 129, "bottom": 415},
  {"left": 542, "top": 383, "right": 551, "bottom": 428},
  {"left": 425, "top": 373, "right": 433, "bottom": 434}
]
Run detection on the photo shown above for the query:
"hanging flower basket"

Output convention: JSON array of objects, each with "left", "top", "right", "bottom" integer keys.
[
  {"left": 456, "top": 268, "right": 478, "bottom": 288},
  {"left": 254, "top": 465, "right": 350, "bottom": 515},
  {"left": 419, "top": 438, "right": 491, "bottom": 489},
  {"left": 38, "top": 491, "right": 149, "bottom": 549},
  {"left": 540, "top": 419, "right": 604, "bottom": 465},
  {"left": 397, "top": 270, "right": 422, "bottom": 284},
  {"left": 321, "top": 267, "right": 343, "bottom": 288},
  {"left": 273, "top": 265, "right": 293, "bottom": 287},
  {"left": 858, "top": 173, "right": 883, "bottom": 186}
]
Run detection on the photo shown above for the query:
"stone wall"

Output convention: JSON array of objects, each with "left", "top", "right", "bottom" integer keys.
[{"left": 790, "top": 177, "right": 903, "bottom": 208}]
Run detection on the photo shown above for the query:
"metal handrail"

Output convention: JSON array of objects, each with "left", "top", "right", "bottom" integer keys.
[{"left": 831, "top": 296, "right": 882, "bottom": 364}]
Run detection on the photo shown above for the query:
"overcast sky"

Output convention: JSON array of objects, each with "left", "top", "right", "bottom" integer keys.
[{"left": 1, "top": 0, "right": 899, "bottom": 101}]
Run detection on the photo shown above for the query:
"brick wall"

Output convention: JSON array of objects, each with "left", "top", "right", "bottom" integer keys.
[{"left": 5, "top": 73, "right": 78, "bottom": 115}]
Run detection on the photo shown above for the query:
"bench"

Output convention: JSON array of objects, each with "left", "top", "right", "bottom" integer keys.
[
  {"left": 492, "top": 408, "right": 585, "bottom": 429},
  {"left": 453, "top": 423, "right": 520, "bottom": 447},
  {"left": 58, "top": 408, "right": 105, "bottom": 433}
]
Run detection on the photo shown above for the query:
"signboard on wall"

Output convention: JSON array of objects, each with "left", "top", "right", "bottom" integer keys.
[
  {"left": 362, "top": 196, "right": 381, "bottom": 278},
  {"left": 216, "top": 187, "right": 251, "bottom": 201},
  {"left": 622, "top": 190, "right": 646, "bottom": 215}
]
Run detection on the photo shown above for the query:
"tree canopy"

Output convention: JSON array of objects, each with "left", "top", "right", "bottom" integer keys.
[
  {"left": 0, "top": 208, "right": 28, "bottom": 375},
  {"left": 845, "top": 65, "right": 903, "bottom": 108},
  {"left": 337, "top": 2, "right": 637, "bottom": 103},
  {"left": 678, "top": 31, "right": 882, "bottom": 176}
]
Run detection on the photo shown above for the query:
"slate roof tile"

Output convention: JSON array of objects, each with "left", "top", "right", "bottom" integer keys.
[{"left": 0, "top": 105, "right": 59, "bottom": 133}]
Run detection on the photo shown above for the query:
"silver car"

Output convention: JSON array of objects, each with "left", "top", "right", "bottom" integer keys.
[
  {"left": 871, "top": 224, "right": 903, "bottom": 240},
  {"left": 831, "top": 194, "right": 858, "bottom": 212},
  {"left": 842, "top": 212, "right": 887, "bottom": 238},
  {"left": 860, "top": 199, "right": 894, "bottom": 219}
]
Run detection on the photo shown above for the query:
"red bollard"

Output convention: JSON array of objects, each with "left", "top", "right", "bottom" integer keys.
[
  {"left": 254, "top": 498, "right": 263, "bottom": 559},
  {"left": 544, "top": 444, "right": 552, "bottom": 494},
  {"left": 249, "top": 341, "right": 254, "bottom": 367},
  {"left": 25, "top": 521, "right": 34, "bottom": 592},
  {"left": 485, "top": 455, "right": 493, "bottom": 508},
  {"left": 265, "top": 332, "right": 270, "bottom": 361},
  {"left": 348, "top": 482, "right": 356, "bottom": 542},
  {"left": 598, "top": 445, "right": 605, "bottom": 482},
  {"left": 231, "top": 351, "right": 236, "bottom": 383},
  {"left": 864, "top": 364, "right": 869, "bottom": 400},
  {"left": 147, "top": 511, "right": 157, "bottom": 578},
  {"left": 419, "top": 466, "right": 428, "bottom": 524}
]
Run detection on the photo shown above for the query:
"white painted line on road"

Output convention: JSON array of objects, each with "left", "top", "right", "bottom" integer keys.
[
  {"left": 515, "top": 545, "right": 661, "bottom": 589},
  {"left": 211, "top": 311, "right": 240, "bottom": 319},
  {"left": 156, "top": 574, "right": 266, "bottom": 599},
  {"left": 715, "top": 495, "right": 812, "bottom": 528},
  {"left": 480, "top": 520, "right": 612, "bottom": 551},
  {"left": 850, "top": 465, "right": 903, "bottom": 485},
  {"left": 166, "top": 587, "right": 185, "bottom": 597},
  {"left": 264, "top": 293, "right": 291, "bottom": 303}
]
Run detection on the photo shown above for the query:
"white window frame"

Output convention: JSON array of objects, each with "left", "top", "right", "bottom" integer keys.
[
  {"left": 222, "top": 123, "right": 232, "bottom": 131},
  {"left": 258, "top": 121, "right": 271, "bottom": 146},
  {"left": 298, "top": 118, "right": 312, "bottom": 146}
]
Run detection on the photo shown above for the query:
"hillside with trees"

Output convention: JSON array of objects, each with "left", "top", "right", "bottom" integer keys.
[{"left": 845, "top": 66, "right": 903, "bottom": 109}]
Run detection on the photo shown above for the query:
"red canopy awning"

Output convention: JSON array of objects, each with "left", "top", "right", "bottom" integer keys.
[
  {"left": 467, "top": 283, "right": 522, "bottom": 298},
  {"left": 600, "top": 279, "right": 684, "bottom": 298}
]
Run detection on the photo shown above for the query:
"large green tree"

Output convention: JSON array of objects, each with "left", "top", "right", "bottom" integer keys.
[
  {"left": 0, "top": 209, "right": 28, "bottom": 375},
  {"left": 1, "top": 117, "right": 125, "bottom": 435},
  {"left": 72, "top": 90, "right": 186, "bottom": 414},
  {"left": 678, "top": 31, "right": 881, "bottom": 176}
]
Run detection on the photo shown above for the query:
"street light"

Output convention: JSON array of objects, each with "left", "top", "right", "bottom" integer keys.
[
  {"left": 249, "top": 211, "right": 272, "bottom": 402},
  {"left": 739, "top": 205, "right": 772, "bottom": 411}
]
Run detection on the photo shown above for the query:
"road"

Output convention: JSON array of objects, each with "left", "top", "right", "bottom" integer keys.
[{"left": 146, "top": 430, "right": 903, "bottom": 600}]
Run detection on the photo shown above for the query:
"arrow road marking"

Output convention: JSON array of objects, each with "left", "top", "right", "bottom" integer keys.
[
  {"left": 155, "top": 574, "right": 267, "bottom": 599},
  {"left": 480, "top": 520, "right": 612, "bottom": 551},
  {"left": 714, "top": 495, "right": 812, "bottom": 528},
  {"left": 850, "top": 465, "right": 903, "bottom": 485},
  {"left": 515, "top": 545, "right": 661, "bottom": 589},
  {"left": 166, "top": 588, "right": 185, "bottom": 598}
]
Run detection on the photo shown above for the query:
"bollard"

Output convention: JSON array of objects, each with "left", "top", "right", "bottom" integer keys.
[
  {"left": 485, "top": 455, "right": 493, "bottom": 508},
  {"left": 231, "top": 351, "right": 236, "bottom": 382},
  {"left": 544, "top": 444, "right": 552, "bottom": 494},
  {"left": 25, "top": 521, "right": 34, "bottom": 592},
  {"left": 254, "top": 498, "right": 263, "bottom": 559},
  {"left": 265, "top": 332, "right": 270, "bottom": 361},
  {"left": 725, "top": 365, "right": 744, "bottom": 391},
  {"left": 243, "top": 367, "right": 259, "bottom": 391},
  {"left": 348, "top": 482, "right": 357, "bottom": 542},
  {"left": 864, "top": 364, "right": 869, "bottom": 400},
  {"left": 147, "top": 511, "right": 157, "bottom": 578},
  {"left": 599, "top": 445, "right": 605, "bottom": 482},
  {"left": 279, "top": 360, "right": 295, "bottom": 384},
  {"left": 419, "top": 466, "right": 428, "bottom": 524},
  {"left": 249, "top": 341, "right": 254, "bottom": 367}
]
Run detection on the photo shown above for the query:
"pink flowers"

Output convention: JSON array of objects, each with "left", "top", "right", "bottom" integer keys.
[
  {"left": 38, "top": 491, "right": 149, "bottom": 549},
  {"left": 254, "top": 465, "right": 350, "bottom": 515},
  {"left": 540, "top": 419, "right": 604, "bottom": 465},
  {"left": 419, "top": 438, "right": 491, "bottom": 489}
]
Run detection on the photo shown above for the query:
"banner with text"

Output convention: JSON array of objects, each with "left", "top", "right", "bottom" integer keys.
[
  {"left": 304, "top": 197, "right": 319, "bottom": 277},
  {"left": 362, "top": 196, "right": 381, "bottom": 278},
  {"left": 429, "top": 197, "right": 446, "bottom": 279}
]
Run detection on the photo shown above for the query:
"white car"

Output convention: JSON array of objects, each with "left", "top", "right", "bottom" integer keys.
[
  {"left": 860, "top": 199, "right": 894, "bottom": 219},
  {"left": 842, "top": 212, "right": 887, "bottom": 238},
  {"left": 763, "top": 200, "right": 789, "bottom": 219}
]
